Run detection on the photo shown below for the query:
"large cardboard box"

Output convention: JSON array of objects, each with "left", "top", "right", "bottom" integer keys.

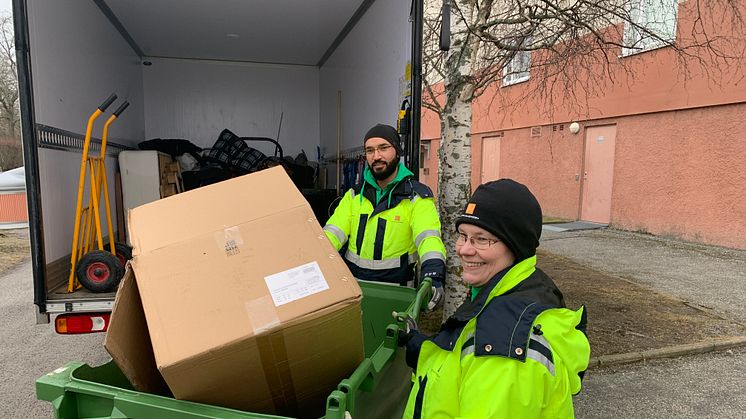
[{"left": 104, "top": 167, "right": 364, "bottom": 416}]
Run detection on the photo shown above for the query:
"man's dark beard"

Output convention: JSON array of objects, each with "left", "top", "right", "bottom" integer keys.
[{"left": 370, "top": 159, "right": 398, "bottom": 181}]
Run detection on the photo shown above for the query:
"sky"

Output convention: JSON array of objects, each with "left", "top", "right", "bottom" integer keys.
[{"left": 0, "top": 1, "right": 11, "bottom": 18}]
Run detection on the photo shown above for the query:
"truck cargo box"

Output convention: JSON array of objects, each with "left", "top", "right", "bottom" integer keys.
[{"left": 14, "top": 0, "right": 424, "bottom": 323}]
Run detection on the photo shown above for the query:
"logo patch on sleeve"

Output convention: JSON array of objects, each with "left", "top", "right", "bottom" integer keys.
[{"left": 465, "top": 203, "right": 476, "bottom": 214}]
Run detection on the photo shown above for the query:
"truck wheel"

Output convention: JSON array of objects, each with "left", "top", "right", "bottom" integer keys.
[
  {"left": 107, "top": 242, "right": 133, "bottom": 267},
  {"left": 76, "top": 250, "right": 124, "bottom": 293}
]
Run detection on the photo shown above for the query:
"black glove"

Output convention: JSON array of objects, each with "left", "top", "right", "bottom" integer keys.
[{"left": 398, "top": 329, "right": 413, "bottom": 347}]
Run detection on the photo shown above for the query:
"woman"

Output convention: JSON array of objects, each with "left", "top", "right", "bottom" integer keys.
[{"left": 401, "top": 179, "right": 590, "bottom": 418}]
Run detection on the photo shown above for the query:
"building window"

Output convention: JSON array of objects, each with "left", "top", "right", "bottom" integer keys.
[
  {"left": 502, "top": 49, "right": 531, "bottom": 86},
  {"left": 622, "top": 0, "right": 679, "bottom": 56}
]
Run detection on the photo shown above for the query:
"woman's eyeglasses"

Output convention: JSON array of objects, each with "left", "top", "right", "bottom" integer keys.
[{"left": 454, "top": 232, "right": 499, "bottom": 250}]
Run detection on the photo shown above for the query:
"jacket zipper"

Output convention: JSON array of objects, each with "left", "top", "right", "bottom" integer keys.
[{"left": 413, "top": 375, "right": 428, "bottom": 419}]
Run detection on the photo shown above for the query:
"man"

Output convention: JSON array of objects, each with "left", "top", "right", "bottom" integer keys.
[
  {"left": 323, "top": 124, "right": 446, "bottom": 309},
  {"left": 400, "top": 179, "right": 590, "bottom": 418}
]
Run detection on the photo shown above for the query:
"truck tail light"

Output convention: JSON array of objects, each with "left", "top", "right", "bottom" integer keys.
[{"left": 55, "top": 313, "right": 110, "bottom": 334}]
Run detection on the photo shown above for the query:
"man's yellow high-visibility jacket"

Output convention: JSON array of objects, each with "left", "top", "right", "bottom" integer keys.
[{"left": 323, "top": 164, "right": 446, "bottom": 285}]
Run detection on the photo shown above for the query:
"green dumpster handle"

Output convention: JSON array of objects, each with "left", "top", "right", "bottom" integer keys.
[
  {"left": 393, "top": 277, "right": 432, "bottom": 325},
  {"left": 332, "top": 278, "right": 432, "bottom": 416},
  {"left": 324, "top": 389, "right": 348, "bottom": 419}
]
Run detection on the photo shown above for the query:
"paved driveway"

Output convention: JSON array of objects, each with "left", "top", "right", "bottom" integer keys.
[
  {"left": 541, "top": 228, "right": 746, "bottom": 323},
  {"left": 575, "top": 348, "right": 746, "bottom": 418}
]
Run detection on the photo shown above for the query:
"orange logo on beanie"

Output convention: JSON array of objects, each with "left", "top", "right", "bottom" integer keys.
[{"left": 465, "top": 203, "right": 476, "bottom": 214}]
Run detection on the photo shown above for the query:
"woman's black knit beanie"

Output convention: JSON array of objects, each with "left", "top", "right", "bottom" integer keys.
[{"left": 455, "top": 179, "right": 543, "bottom": 261}]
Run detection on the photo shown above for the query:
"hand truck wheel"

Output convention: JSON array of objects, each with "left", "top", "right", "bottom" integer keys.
[
  {"left": 76, "top": 250, "right": 124, "bottom": 293},
  {"left": 106, "top": 242, "right": 133, "bottom": 267}
]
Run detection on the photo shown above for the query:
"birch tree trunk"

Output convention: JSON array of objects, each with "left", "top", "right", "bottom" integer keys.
[{"left": 438, "top": 0, "right": 476, "bottom": 318}]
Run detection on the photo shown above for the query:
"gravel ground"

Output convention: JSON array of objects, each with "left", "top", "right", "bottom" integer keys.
[{"left": 0, "top": 262, "right": 110, "bottom": 418}]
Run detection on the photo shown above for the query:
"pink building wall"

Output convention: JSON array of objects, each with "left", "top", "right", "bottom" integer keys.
[
  {"left": 611, "top": 106, "right": 746, "bottom": 248},
  {"left": 419, "top": 2, "right": 746, "bottom": 249},
  {"left": 0, "top": 193, "right": 29, "bottom": 223}
]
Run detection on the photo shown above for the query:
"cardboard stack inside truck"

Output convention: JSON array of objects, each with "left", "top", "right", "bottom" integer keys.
[{"left": 104, "top": 166, "right": 364, "bottom": 416}]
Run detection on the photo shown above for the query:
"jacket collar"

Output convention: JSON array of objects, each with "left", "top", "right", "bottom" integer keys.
[
  {"left": 363, "top": 161, "right": 413, "bottom": 192},
  {"left": 449, "top": 265, "right": 513, "bottom": 323},
  {"left": 355, "top": 163, "right": 415, "bottom": 217},
  {"left": 430, "top": 256, "right": 565, "bottom": 358},
  {"left": 450, "top": 256, "right": 537, "bottom": 322}
]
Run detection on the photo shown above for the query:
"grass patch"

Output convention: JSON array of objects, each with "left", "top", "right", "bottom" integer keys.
[{"left": 0, "top": 231, "right": 30, "bottom": 276}]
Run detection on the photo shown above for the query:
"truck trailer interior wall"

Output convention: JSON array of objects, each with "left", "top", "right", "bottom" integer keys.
[
  {"left": 28, "top": 0, "right": 144, "bottom": 264},
  {"left": 28, "top": 0, "right": 145, "bottom": 140},
  {"left": 319, "top": 0, "right": 412, "bottom": 174},
  {"left": 142, "top": 58, "right": 320, "bottom": 158},
  {"left": 36, "top": 151, "right": 119, "bottom": 262}
]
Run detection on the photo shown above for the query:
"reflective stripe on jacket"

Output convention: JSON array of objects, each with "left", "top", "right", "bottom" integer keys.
[
  {"left": 323, "top": 174, "right": 446, "bottom": 285},
  {"left": 403, "top": 256, "right": 590, "bottom": 418}
]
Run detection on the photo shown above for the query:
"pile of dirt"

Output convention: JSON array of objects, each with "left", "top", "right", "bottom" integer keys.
[
  {"left": 539, "top": 250, "right": 745, "bottom": 357},
  {"left": 418, "top": 249, "right": 745, "bottom": 358},
  {"left": 0, "top": 230, "right": 30, "bottom": 276}
]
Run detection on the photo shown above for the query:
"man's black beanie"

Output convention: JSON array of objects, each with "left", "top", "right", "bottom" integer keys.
[
  {"left": 364, "top": 124, "right": 402, "bottom": 156},
  {"left": 455, "top": 179, "right": 543, "bottom": 261}
]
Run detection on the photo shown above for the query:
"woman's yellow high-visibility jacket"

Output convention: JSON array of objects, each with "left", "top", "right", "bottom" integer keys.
[
  {"left": 323, "top": 164, "right": 446, "bottom": 285},
  {"left": 403, "top": 256, "right": 590, "bottom": 418}
]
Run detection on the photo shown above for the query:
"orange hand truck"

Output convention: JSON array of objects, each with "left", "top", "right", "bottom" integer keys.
[{"left": 67, "top": 93, "right": 132, "bottom": 293}]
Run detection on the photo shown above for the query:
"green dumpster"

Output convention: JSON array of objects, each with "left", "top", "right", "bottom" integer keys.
[{"left": 37, "top": 279, "right": 432, "bottom": 419}]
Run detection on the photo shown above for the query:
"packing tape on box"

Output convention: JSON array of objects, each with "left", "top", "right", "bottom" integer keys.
[
  {"left": 215, "top": 226, "right": 244, "bottom": 257},
  {"left": 245, "top": 295, "right": 281, "bottom": 335},
  {"left": 245, "top": 296, "right": 298, "bottom": 415},
  {"left": 256, "top": 332, "right": 299, "bottom": 416}
]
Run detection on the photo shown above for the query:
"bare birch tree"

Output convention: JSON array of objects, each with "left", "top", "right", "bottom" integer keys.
[
  {"left": 0, "top": 13, "right": 22, "bottom": 171},
  {"left": 423, "top": 0, "right": 746, "bottom": 316}
]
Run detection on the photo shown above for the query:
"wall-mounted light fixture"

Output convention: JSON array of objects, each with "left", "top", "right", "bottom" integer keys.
[{"left": 569, "top": 122, "right": 581, "bottom": 134}]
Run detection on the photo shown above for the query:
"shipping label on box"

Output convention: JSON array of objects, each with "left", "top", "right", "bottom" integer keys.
[{"left": 264, "top": 261, "right": 330, "bottom": 306}]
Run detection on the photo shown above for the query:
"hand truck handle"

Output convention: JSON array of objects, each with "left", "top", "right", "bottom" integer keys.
[
  {"left": 113, "top": 101, "right": 130, "bottom": 117},
  {"left": 98, "top": 93, "right": 117, "bottom": 112}
]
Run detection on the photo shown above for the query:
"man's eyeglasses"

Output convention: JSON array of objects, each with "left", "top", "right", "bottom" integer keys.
[
  {"left": 364, "top": 144, "right": 394, "bottom": 156},
  {"left": 454, "top": 232, "right": 499, "bottom": 250}
]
